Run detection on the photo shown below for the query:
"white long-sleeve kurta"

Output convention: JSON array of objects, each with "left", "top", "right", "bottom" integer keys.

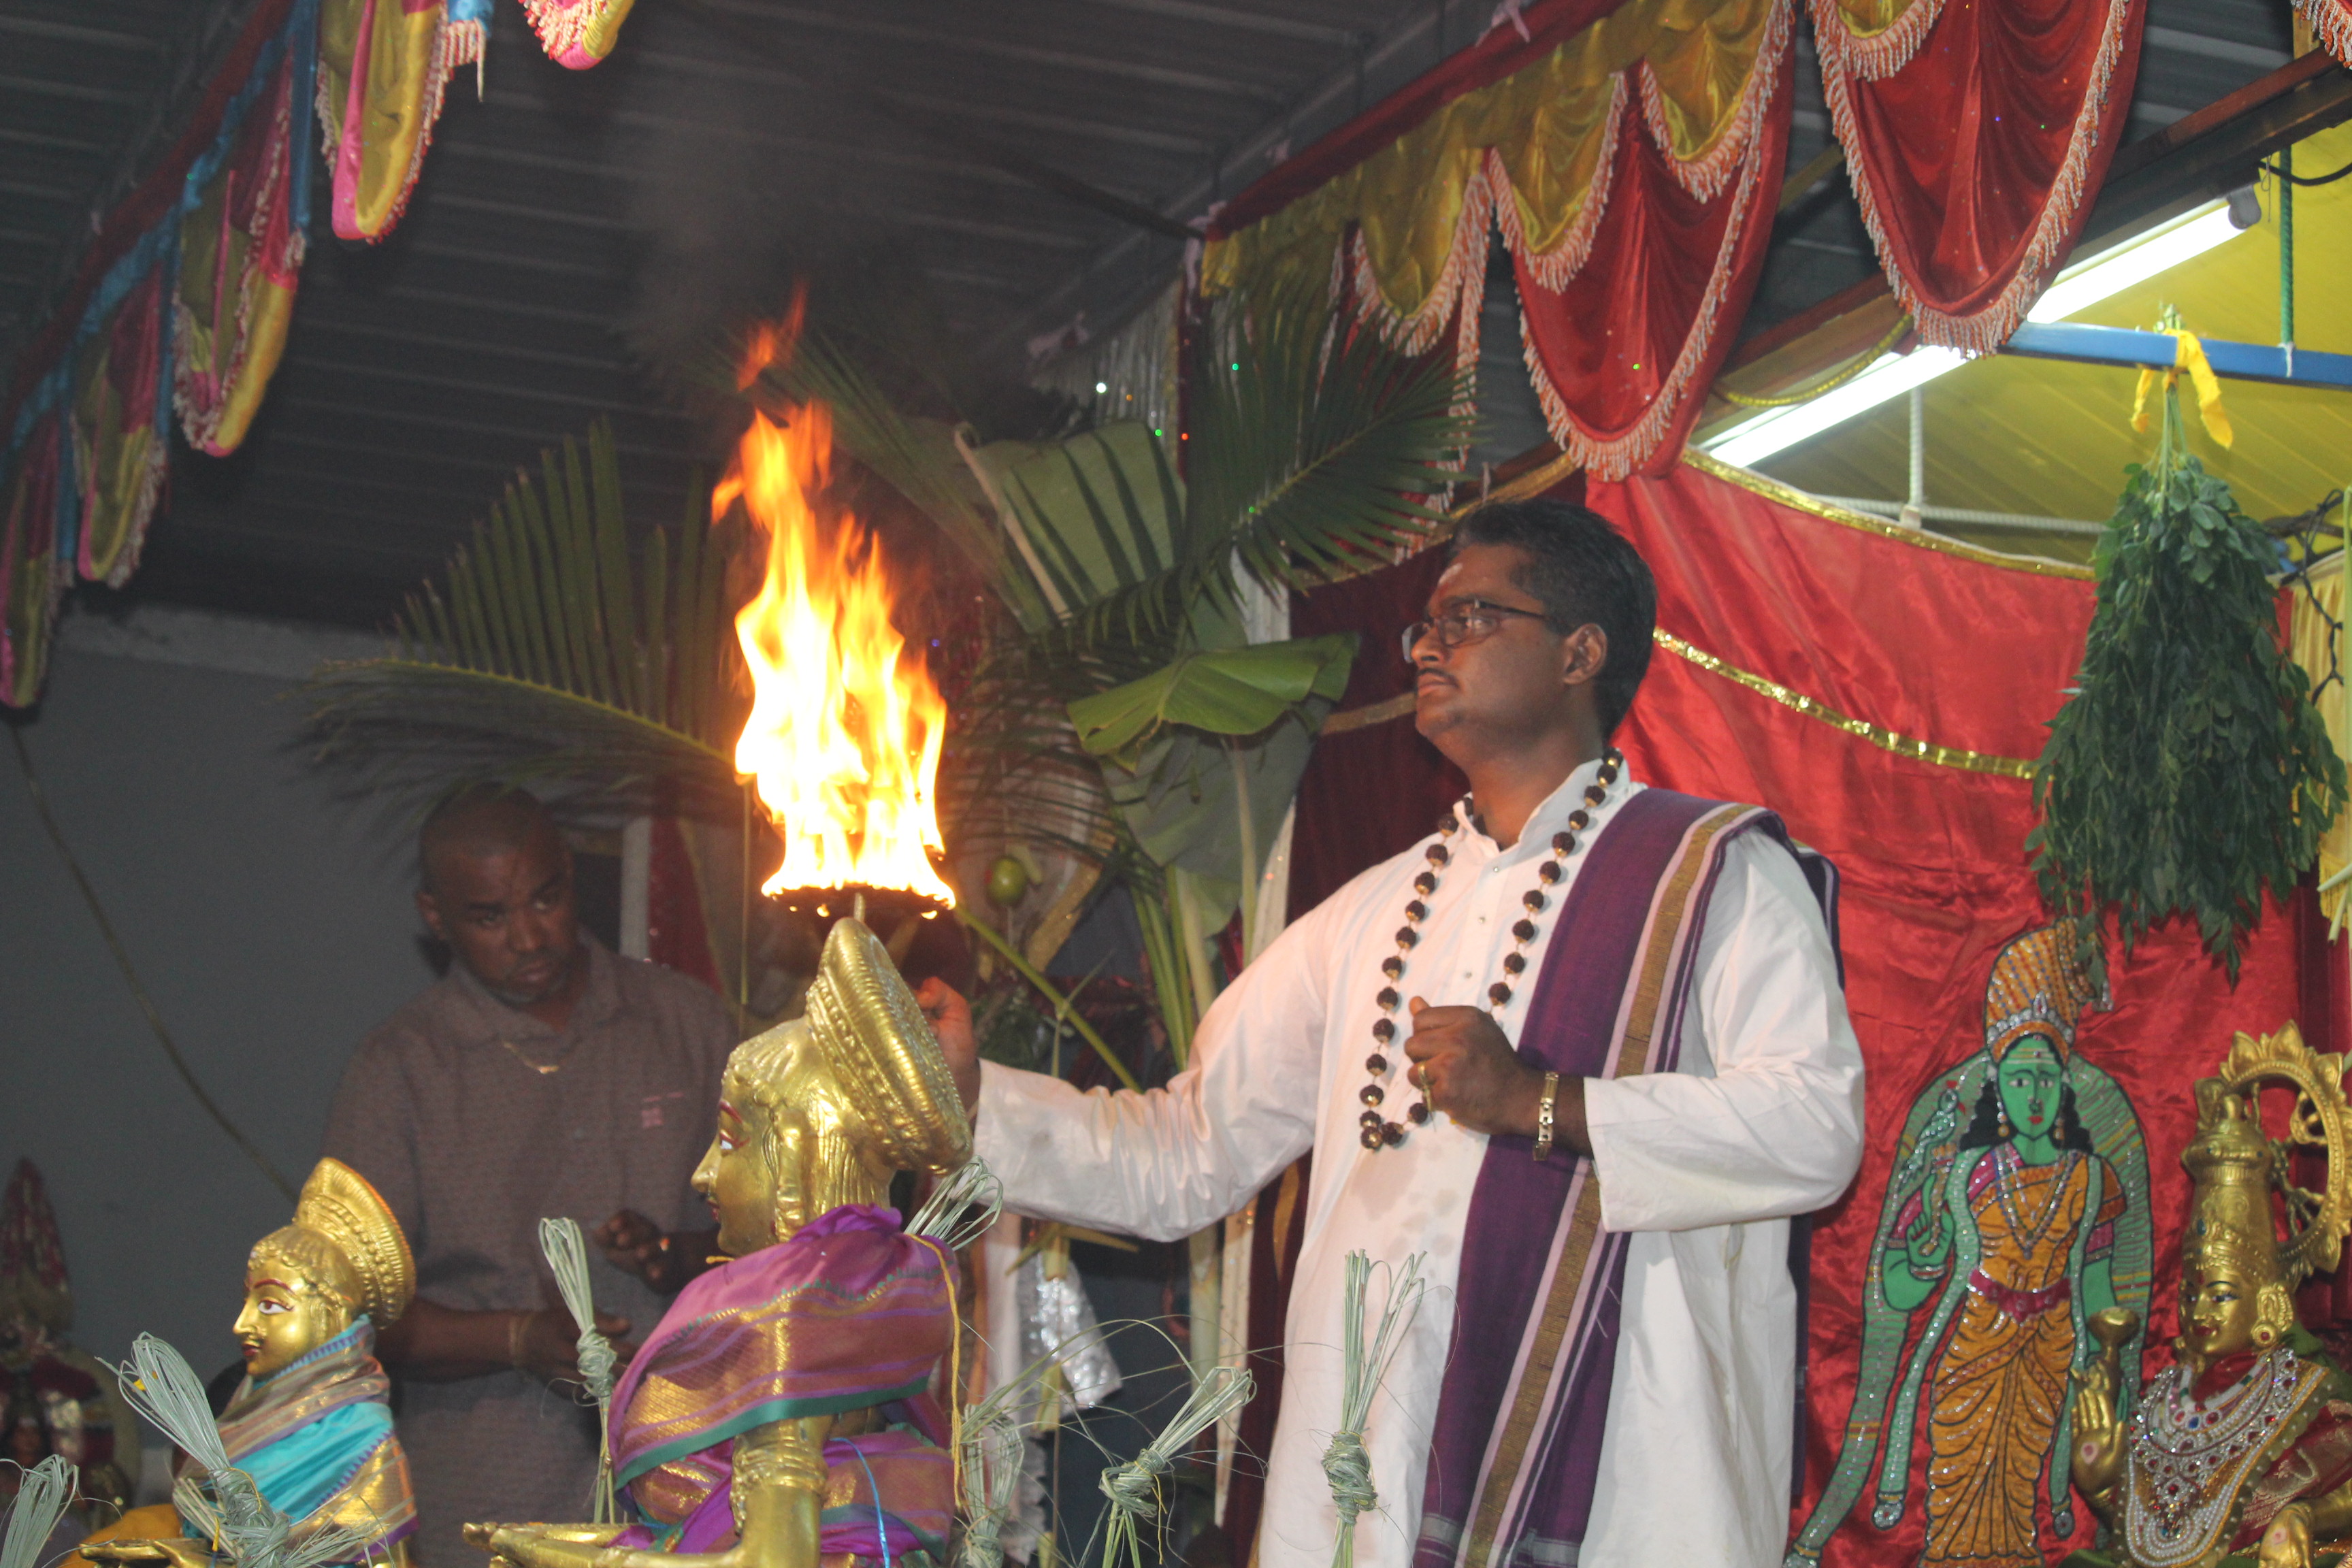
[{"left": 977, "top": 759, "right": 1865, "bottom": 1568}]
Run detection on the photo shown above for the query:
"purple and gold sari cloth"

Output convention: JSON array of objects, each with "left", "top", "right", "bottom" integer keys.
[
  {"left": 1414, "top": 790, "right": 1839, "bottom": 1568},
  {"left": 608, "top": 1205, "right": 953, "bottom": 1557}
]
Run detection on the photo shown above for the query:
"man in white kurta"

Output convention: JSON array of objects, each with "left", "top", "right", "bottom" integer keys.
[{"left": 950, "top": 504, "right": 1865, "bottom": 1568}]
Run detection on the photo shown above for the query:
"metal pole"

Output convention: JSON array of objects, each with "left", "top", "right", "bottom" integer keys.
[
  {"left": 1899, "top": 387, "right": 1925, "bottom": 529},
  {"left": 2283, "top": 144, "right": 2297, "bottom": 379}
]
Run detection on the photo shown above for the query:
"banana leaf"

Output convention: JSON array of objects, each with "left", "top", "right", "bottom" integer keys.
[{"left": 1068, "top": 634, "right": 1355, "bottom": 769}]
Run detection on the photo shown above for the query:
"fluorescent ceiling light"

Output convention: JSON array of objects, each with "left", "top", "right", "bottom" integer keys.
[
  {"left": 1700, "top": 199, "right": 2244, "bottom": 467},
  {"left": 2025, "top": 203, "right": 2241, "bottom": 323}
]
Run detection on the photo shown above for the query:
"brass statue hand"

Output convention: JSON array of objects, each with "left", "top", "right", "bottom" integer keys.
[
  {"left": 2070, "top": 1308, "right": 2140, "bottom": 1521},
  {"left": 80, "top": 1539, "right": 222, "bottom": 1568},
  {"left": 2260, "top": 1501, "right": 2317, "bottom": 1568}
]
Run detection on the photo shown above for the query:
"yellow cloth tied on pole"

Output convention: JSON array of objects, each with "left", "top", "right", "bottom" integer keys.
[{"left": 2130, "top": 328, "right": 2234, "bottom": 448}]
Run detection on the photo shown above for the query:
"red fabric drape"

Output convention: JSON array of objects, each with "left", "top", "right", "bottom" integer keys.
[
  {"left": 1278, "top": 462, "right": 2314, "bottom": 1567},
  {"left": 1514, "top": 46, "right": 1790, "bottom": 475},
  {"left": 1813, "top": 0, "right": 2145, "bottom": 350}
]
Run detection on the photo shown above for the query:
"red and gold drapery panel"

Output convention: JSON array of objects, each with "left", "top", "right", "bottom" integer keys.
[
  {"left": 1271, "top": 456, "right": 2322, "bottom": 1567},
  {"left": 1812, "top": 0, "right": 2144, "bottom": 350},
  {"left": 1203, "top": 0, "right": 2146, "bottom": 474},
  {"left": 1201, "top": 0, "right": 1794, "bottom": 480}
]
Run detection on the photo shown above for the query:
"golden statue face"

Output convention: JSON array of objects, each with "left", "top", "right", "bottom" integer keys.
[
  {"left": 692, "top": 1020, "right": 889, "bottom": 1256},
  {"left": 233, "top": 1255, "right": 355, "bottom": 1379},
  {"left": 2181, "top": 1263, "right": 2263, "bottom": 1364}
]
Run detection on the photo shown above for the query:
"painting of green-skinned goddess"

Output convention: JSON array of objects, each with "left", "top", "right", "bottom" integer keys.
[{"left": 1786, "top": 925, "right": 2153, "bottom": 1568}]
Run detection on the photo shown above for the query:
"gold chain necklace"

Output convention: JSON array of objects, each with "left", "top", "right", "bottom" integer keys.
[
  {"left": 1360, "top": 749, "right": 1622, "bottom": 1151},
  {"left": 497, "top": 1037, "right": 565, "bottom": 1075}
]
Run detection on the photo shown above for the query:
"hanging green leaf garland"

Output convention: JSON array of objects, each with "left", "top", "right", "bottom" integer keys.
[{"left": 2029, "top": 383, "right": 2346, "bottom": 980}]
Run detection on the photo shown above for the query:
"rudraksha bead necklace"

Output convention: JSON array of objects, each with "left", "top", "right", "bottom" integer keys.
[{"left": 1360, "top": 747, "right": 1624, "bottom": 1151}]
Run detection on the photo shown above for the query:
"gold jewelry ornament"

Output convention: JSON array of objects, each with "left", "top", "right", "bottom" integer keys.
[
  {"left": 292, "top": 1158, "right": 416, "bottom": 1326},
  {"left": 247, "top": 1158, "right": 414, "bottom": 1329},
  {"left": 1532, "top": 1072, "right": 1561, "bottom": 1163},
  {"left": 2070, "top": 1020, "right": 2352, "bottom": 1564}
]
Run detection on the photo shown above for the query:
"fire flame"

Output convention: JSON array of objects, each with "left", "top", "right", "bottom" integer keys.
[{"left": 717, "top": 393, "right": 954, "bottom": 904}]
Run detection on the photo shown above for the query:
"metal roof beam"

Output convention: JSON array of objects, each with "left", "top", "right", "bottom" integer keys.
[
  {"left": 280, "top": 355, "right": 689, "bottom": 419},
  {"left": 2144, "top": 26, "right": 2292, "bottom": 70},
  {"left": 0, "top": 74, "right": 144, "bottom": 106},
  {"left": 265, "top": 396, "right": 706, "bottom": 463},
  {"left": 293, "top": 316, "right": 627, "bottom": 372},
  {"left": 1083, "top": 0, "right": 1360, "bottom": 47},
  {"left": 0, "top": 16, "right": 172, "bottom": 51}
]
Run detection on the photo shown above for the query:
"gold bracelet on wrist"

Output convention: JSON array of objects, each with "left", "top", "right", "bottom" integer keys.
[
  {"left": 1532, "top": 1071, "right": 1561, "bottom": 1162},
  {"left": 507, "top": 1309, "right": 532, "bottom": 1371}
]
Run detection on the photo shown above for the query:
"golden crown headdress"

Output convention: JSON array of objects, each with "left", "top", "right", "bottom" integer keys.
[
  {"left": 798, "top": 916, "right": 972, "bottom": 1176},
  {"left": 1982, "top": 924, "right": 2109, "bottom": 1064},
  {"left": 2184, "top": 1023, "right": 2352, "bottom": 1292},
  {"left": 286, "top": 1158, "right": 415, "bottom": 1326}
]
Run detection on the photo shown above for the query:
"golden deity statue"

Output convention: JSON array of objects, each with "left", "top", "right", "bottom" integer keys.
[
  {"left": 2067, "top": 1024, "right": 2352, "bottom": 1568},
  {"left": 469, "top": 915, "right": 971, "bottom": 1568},
  {"left": 80, "top": 1159, "right": 418, "bottom": 1568}
]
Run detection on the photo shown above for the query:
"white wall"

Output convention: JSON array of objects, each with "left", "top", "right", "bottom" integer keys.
[{"left": 1, "top": 607, "right": 432, "bottom": 1383}]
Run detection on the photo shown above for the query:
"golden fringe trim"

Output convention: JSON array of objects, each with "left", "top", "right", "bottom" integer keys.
[
  {"left": 1654, "top": 627, "right": 2036, "bottom": 776},
  {"left": 176, "top": 69, "right": 302, "bottom": 457},
  {"left": 1814, "top": 0, "right": 2134, "bottom": 350},
  {"left": 1500, "top": 79, "right": 1626, "bottom": 292},
  {"left": 1522, "top": 0, "right": 1792, "bottom": 481},
  {"left": 2300, "top": 0, "right": 2352, "bottom": 66},
  {"left": 364, "top": 11, "right": 457, "bottom": 244},
  {"left": 1637, "top": 52, "right": 1757, "bottom": 203},
  {"left": 1818, "top": 0, "right": 1944, "bottom": 80}
]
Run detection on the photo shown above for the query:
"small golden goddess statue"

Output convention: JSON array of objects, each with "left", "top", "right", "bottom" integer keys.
[
  {"left": 468, "top": 915, "right": 971, "bottom": 1568},
  {"left": 80, "top": 1158, "right": 418, "bottom": 1568},
  {"left": 2068, "top": 1024, "right": 2352, "bottom": 1568}
]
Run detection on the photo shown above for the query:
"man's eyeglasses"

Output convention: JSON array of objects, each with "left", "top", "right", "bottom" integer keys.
[{"left": 1399, "top": 600, "right": 1554, "bottom": 662}]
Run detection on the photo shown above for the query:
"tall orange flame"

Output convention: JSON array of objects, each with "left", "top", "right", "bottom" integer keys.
[{"left": 717, "top": 396, "right": 954, "bottom": 904}]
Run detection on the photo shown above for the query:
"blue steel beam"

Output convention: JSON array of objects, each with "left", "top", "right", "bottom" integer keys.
[{"left": 2003, "top": 321, "right": 2352, "bottom": 389}]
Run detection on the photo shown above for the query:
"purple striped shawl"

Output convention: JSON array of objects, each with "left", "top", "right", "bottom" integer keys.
[
  {"left": 1413, "top": 790, "right": 1836, "bottom": 1568},
  {"left": 608, "top": 1204, "right": 953, "bottom": 1529}
]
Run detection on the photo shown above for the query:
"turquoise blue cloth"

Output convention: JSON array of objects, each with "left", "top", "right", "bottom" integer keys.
[
  {"left": 176, "top": 1322, "right": 395, "bottom": 1535},
  {"left": 238, "top": 1401, "right": 393, "bottom": 1524}
]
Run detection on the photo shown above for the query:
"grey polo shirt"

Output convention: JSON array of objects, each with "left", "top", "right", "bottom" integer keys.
[{"left": 321, "top": 938, "right": 735, "bottom": 1565}]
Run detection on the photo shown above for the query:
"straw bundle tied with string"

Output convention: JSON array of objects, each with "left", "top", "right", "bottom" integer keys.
[
  {"left": 1098, "top": 1365, "right": 1254, "bottom": 1568},
  {"left": 907, "top": 1158, "right": 1004, "bottom": 1252},
  {"left": 116, "top": 1335, "right": 376, "bottom": 1568},
  {"left": 3, "top": 1456, "right": 77, "bottom": 1568},
  {"left": 1324, "top": 1253, "right": 1426, "bottom": 1568},
  {"left": 954, "top": 1376, "right": 1029, "bottom": 1568},
  {"left": 538, "top": 1218, "right": 619, "bottom": 1522}
]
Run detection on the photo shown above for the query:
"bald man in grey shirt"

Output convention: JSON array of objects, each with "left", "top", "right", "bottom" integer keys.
[{"left": 321, "top": 788, "right": 734, "bottom": 1565}]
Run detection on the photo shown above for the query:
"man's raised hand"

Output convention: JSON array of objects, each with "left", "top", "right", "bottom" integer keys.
[{"left": 1403, "top": 996, "right": 1586, "bottom": 1154}]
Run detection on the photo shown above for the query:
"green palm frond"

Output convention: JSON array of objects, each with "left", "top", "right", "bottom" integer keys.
[
  {"left": 1062, "top": 287, "right": 1471, "bottom": 647},
  {"left": 297, "top": 422, "right": 747, "bottom": 820}
]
